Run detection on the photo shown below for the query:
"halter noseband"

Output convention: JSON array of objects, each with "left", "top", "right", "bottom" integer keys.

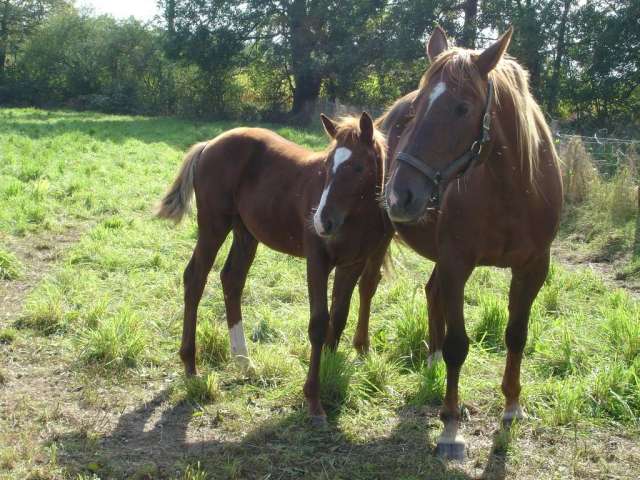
[{"left": 395, "top": 79, "right": 494, "bottom": 207}]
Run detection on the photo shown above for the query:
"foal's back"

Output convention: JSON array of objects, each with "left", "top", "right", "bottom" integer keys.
[{"left": 194, "top": 127, "right": 324, "bottom": 257}]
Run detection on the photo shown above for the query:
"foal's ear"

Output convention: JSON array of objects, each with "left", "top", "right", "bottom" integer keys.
[
  {"left": 359, "top": 112, "right": 374, "bottom": 146},
  {"left": 427, "top": 25, "right": 449, "bottom": 62},
  {"left": 475, "top": 26, "right": 513, "bottom": 77},
  {"left": 320, "top": 114, "right": 338, "bottom": 139}
]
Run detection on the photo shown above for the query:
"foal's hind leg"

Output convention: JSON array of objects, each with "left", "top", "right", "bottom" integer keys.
[
  {"left": 181, "top": 215, "right": 231, "bottom": 375},
  {"left": 426, "top": 266, "right": 445, "bottom": 366},
  {"left": 220, "top": 219, "right": 258, "bottom": 366},
  {"left": 502, "top": 251, "right": 549, "bottom": 424},
  {"left": 325, "top": 262, "right": 365, "bottom": 350}
]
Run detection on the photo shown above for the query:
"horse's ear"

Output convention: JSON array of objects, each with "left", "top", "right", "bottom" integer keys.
[
  {"left": 320, "top": 114, "right": 338, "bottom": 139},
  {"left": 427, "top": 25, "right": 449, "bottom": 62},
  {"left": 359, "top": 112, "right": 374, "bottom": 145},
  {"left": 475, "top": 26, "right": 513, "bottom": 77}
]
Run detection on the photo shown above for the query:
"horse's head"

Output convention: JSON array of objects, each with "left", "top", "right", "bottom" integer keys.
[
  {"left": 313, "top": 112, "right": 386, "bottom": 238},
  {"left": 386, "top": 26, "right": 513, "bottom": 223}
]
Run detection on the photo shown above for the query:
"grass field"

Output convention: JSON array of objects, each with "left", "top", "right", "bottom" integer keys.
[{"left": 0, "top": 108, "right": 639, "bottom": 479}]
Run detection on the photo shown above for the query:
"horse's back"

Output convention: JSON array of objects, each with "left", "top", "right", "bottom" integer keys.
[{"left": 194, "top": 126, "right": 320, "bottom": 256}]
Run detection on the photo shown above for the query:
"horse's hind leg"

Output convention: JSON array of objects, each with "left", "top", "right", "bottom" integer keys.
[
  {"left": 426, "top": 265, "right": 445, "bottom": 366},
  {"left": 325, "top": 262, "right": 365, "bottom": 350},
  {"left": 181, "top": 214, "right": 231, "bottom": 376},
  {"left": 502, "top": 250, "right": 549, "bottom": 424},
  {"left": 352, "top": 235, "right": 392, "bottom": 354},
  {"left": 220, "top": 218, "right": 258, "bottom": 366}
]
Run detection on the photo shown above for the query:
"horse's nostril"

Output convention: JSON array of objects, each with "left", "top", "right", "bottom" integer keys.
[{"left": 324, "top": 219, "right": 333, "bottom": 233}]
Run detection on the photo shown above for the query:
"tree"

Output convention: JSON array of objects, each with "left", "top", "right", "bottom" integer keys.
[{"left": 0, "top": 0, "right": 67, "bottom": 76}]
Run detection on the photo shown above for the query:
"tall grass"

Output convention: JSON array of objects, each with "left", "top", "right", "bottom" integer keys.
[
  {"left": 77, "top": 308, "right": 147, "bottom": 370},
  {"left": 0, "top": 247, "right": 22, "bottom": 280}
]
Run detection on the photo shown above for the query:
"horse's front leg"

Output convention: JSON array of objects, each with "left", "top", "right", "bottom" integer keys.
[
  {"left": 502, "top": 250, "right": 549, "bottom": 424},
  {"left": 435, "top": 255, "right": 473, "bottom": 460},
  {"left": 303, "top": 247, "right": 331, "bottom": 426}
]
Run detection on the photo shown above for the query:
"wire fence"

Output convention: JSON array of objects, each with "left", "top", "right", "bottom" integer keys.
[{"left": 556, "top": 132, "right": 639, "bottom": 179}]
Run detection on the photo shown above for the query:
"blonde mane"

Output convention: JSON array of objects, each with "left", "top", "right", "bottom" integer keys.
[
  {"left": 331, "top": 115, "right": 388, "bottom": 192},
  {"left": 419, "top": 47, "right": 559, "bottom": 184}
]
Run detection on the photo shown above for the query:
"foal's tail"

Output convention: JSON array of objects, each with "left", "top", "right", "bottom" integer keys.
[{"left": 155, "top": 141, "right": 208, "bottom": 223}]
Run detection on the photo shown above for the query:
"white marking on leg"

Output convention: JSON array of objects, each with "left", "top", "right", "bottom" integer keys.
[
  {"left": 427, "top": 349, "right": 443, "bottom": 368},
  {"left": 229, "top": 321, "right": 248, "bottom": 358},
  {"left": 427, "top": 82, "right": 447, "bottom": 114},
  {"left": 438, "top": 419, "right": 465, "bottom": 445},
  {"left": 313, "top": 183, "right": 332, "bottom": 236},
  {"left": 332, "top": 147, "right": 352, "bottom": 173}
]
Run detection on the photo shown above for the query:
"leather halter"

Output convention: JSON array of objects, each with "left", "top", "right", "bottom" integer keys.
[{"left": 395, "top": 79, "right": 494, "bottom": 207}]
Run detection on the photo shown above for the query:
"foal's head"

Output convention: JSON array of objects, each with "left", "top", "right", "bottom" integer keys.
[
  {"left": 312, "top": 112, "right": 386, "bottom": 238},
  {"left": 386, "top": 26, "right": 514, "bottom": 222}
]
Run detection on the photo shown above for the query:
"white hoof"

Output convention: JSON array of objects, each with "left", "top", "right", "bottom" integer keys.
[
  {"left": 436, "top": 426, "right": 466, "bottom": 460},
  {"left": 427, "top": 350, "right": 443, "bottom": 368},
  {"left": 503, "top": 404, "right": 527, "bottom": 423},
  {"left": 234, "top": 354, "right": 254, "bottom": 371}
]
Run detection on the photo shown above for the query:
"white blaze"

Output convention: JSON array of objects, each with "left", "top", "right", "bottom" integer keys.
[
  {"left": 427, "top": 82, "right": 447, "bottom": 114},
  {"left": 332, "top": 147, "right": 352, "bottom": 173},
  {"left": 229, "top": 321, "right": 248, "bottom": 358},
  {"left": 313, "top": 183, "right": 332, "bottom": 236}
]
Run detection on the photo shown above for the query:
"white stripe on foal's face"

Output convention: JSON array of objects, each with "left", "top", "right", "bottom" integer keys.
[
  {"left": 332, "top": 147, "right": 352, "bottom": 173},
  {"left": 313, "top": 147, "right": 352, "bottom": 236},
  {"left": 426, "top": 82, "right": 447, "bottom": 114},
  {"left": 313, "top": 183, "right": 331, "bottom": 236}
]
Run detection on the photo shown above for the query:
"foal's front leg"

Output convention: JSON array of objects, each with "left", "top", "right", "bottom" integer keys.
[
  {"left": 303, "top": 248, "right": 331, "bottom": 426},
  {"left": 352, "top": 234, "right": 392, "bottom": 354},
  {"left": 325, "top": 262, "right": 365, "bottom": 350}
]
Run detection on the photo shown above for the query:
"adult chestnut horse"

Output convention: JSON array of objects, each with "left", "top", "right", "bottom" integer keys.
[
  {"left": 382, "top": 27, "right": 562, "bottom": 457},
  {"left": 156, "top": 113, "right": 391, "bottom": 424}
]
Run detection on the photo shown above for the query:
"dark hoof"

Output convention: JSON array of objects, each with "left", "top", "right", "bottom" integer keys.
[
  {"left": 353, "top": 343, "right": 369, "bottom": 356},
  {"left": 310, "top": 415, "right": 328, "bottom": 428},
  {"left": 435, "top": 441, "right": 466, "bottom": 460}
]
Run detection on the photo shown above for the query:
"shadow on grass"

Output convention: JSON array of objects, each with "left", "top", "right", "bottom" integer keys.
[
  {"left": 53, "top": 386, "right": 512, "bottom": 480},
  {"left": 0, "top": 109, "right": 325, "bottom": 152}
]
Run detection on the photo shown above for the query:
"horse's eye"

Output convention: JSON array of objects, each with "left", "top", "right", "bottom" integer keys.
[
  {"left": 455, "top": 103, "right": 469, "bottom": 117},
  {"left": 354, "top": 164, "right": 364, "bottom": 173}
]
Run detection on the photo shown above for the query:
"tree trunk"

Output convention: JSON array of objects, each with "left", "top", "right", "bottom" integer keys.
[
  {"left": 165, "top": 0, "right": 175, "bottom": 35},
  {"left": 635, "top": 180, "right": 640, "bottom": 257},
  {"left": 461, "top": 0, "right": 478, "bottom": 48},
  {"left": 0, "top": 0, "right": 10, "bottom": 77},
  {"left": 548, "top": 0, "right": 571, "bottom": 115},
  {"left": 291, "top": 71, "right": 321, "bottom": 124},
  {"left": 288, "top": 0, "right": 322, "bottom": 124}
]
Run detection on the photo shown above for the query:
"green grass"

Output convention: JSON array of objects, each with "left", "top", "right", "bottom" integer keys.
[
  {"left": 0, "top": 108, "right": 639, "bottom": 479},
  {"left": 0, "top": 247, "right": 22, "bottom": 280}
]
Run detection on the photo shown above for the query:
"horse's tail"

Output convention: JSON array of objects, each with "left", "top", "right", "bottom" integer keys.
[{"left": 155, "top": 141, "right": 208, "bottom": 223}]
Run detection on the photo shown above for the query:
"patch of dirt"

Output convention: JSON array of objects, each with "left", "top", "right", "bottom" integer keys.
[
  {"left": 0, "top": 228, "right": 82, "bottom": 324},
  {"left": 552, "top": 240, "right": 640, "bottom": 298}
]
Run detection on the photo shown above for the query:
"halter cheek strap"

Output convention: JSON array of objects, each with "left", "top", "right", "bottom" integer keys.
[{"left": 396, "top": 79, "right": 494, "bottom": 207}]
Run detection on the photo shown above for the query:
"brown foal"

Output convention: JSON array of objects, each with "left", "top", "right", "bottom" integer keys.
[
  {"left": 381, "top": 27, "right": 563, "bottom": 457},
  {"left": 157, "top": 112, "right": 392, "bottom": 424}
]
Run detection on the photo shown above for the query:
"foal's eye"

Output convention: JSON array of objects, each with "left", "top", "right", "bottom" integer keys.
[
  {"left": 354, "top": 164, "right": 364, "bottom": 173},
  {"left": 455, "top": 103, "right": 469, "bottom": 117}
]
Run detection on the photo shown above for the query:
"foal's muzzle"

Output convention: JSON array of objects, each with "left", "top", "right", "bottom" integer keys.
[{"left": 314, "top": 208, "right": 345, "bottom": 238}]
